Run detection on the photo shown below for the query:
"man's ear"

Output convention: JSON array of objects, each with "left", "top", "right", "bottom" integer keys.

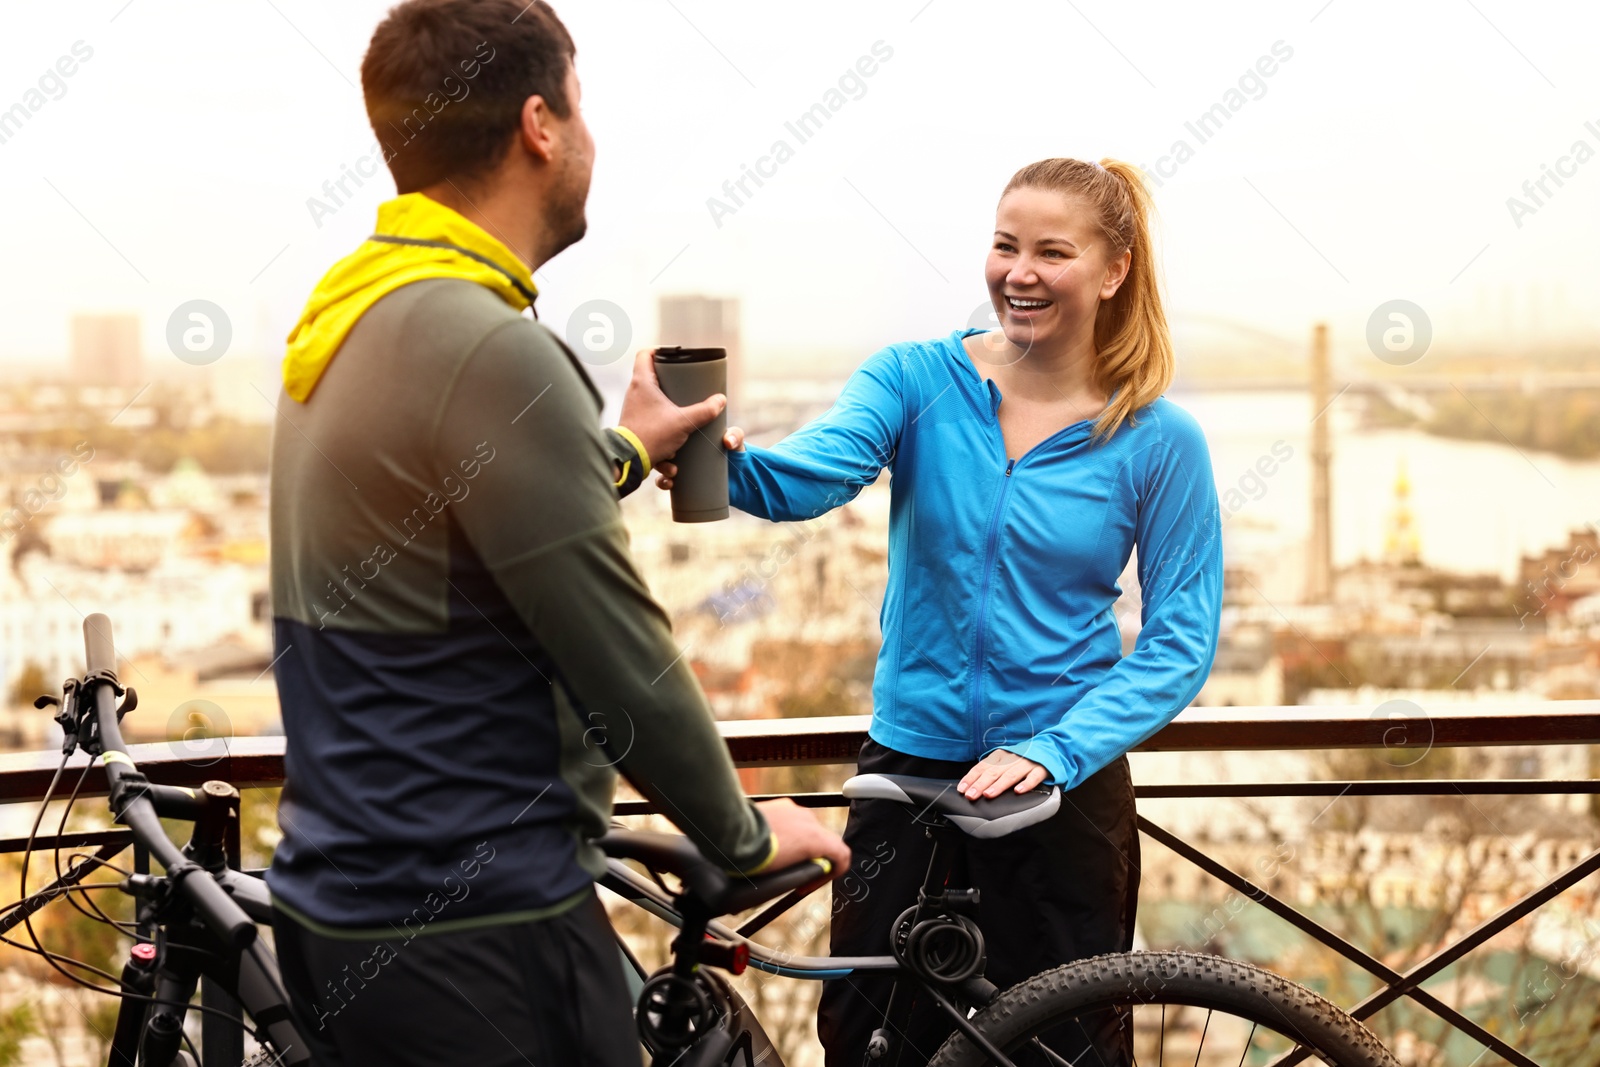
[{"left": 519, "top": 95, "right": 557, "bottom": 162}]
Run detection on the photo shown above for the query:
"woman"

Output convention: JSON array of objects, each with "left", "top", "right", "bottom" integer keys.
[{"left": 656, "top": 158, "right": 1223, "bottom": 1067}]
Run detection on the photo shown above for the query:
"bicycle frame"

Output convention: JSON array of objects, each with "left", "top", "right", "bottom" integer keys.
[{"left": 600, "top": 823, "right": 1023, "bottom": 1067}]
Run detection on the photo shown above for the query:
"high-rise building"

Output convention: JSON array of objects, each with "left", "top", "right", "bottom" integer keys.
[
  {"left": 71, "top": 313, "right": 142, "bottom": 388},
  {"left": 658, "top": 295, "right": 743, "bottom": 413}
]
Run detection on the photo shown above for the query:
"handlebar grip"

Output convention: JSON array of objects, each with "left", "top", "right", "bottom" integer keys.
[
  {"left": 724, "top": 858, "right": 833, "bottom": 914},
  {"left": 178, "top": 869, "right": 257, "bottom": 951},
  {"left": 84, "top": 614, "right": 117, "bottom": 675}
]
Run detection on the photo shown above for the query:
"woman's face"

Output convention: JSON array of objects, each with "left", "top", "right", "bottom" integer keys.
[{"left": 984, "top": 186, "right": 1130, "bottom": 354}]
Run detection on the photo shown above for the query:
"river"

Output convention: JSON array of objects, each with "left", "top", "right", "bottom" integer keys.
[{"left": 1173, "top": 389, "right": 1600, "bottom": 589}]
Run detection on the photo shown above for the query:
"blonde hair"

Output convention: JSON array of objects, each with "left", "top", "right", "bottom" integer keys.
[{"left": 1001, "top": 158, "right": 1174, "bottom": 443}]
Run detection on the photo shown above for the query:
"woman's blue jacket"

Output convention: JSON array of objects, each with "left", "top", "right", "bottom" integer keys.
[{"left": 727, "top": 328, "right": 1224, "bottom": 790}]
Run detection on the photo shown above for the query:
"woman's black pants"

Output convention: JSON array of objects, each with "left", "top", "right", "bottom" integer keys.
[{"left": 817, "top": 739, "right": 1140, "bottom": 1067}]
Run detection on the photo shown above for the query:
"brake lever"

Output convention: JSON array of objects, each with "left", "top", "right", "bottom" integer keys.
[
  {"left": 43, "top": 672, "right": 137, "bottom": 757},
  {"left": 48, "top": 680, "right": 81, "bottom": 755}
]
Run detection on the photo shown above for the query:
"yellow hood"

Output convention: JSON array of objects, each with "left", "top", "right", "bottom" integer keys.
[{"left": 282, "top": 193, "right": 537, "bottom": 402}]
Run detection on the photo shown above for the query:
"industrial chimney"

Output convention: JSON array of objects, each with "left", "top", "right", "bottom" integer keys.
[{"left": 1306, "top": 322, "right": 1333, "bottom": 603}]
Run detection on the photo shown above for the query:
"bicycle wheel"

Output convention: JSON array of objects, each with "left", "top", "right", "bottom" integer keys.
[{"left": 929, "top": 951, "right": 1399, "bottom": 1067}]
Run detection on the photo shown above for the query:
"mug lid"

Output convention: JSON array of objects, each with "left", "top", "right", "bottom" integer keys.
[{"left": 654, "top": 346, "right": 726, "bottom": 363}]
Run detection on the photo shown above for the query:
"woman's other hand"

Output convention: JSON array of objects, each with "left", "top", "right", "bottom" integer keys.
[
  {"left": 958, "top": 750, "right": 1049, "bottom": 799},
  {"left": 655, "top": 426, "right": 746, "bottom": 490}
]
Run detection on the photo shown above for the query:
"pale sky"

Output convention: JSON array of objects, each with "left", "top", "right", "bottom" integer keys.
[{"left": 2, "top": 0, "right": 1597, "bottom": 394}]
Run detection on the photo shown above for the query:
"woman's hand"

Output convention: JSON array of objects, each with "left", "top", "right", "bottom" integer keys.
[
  {"left": 656, "top": 426, "right": 746, "bottom": 490},
  {"left": 958, "top": 750, "right": 1049, "bottom": 799}
]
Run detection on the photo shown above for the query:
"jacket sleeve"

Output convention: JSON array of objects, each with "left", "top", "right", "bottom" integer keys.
[
  {"left": 728, "top": 346, "right": 906, "bottom": 522},
  {"left": 435, "top": 319, "right": 775, "bottom": 874},
  {"left": 999, "top": 408, "right": 1224, "bottom": 790},
  {"left": 603, "top": 426, "right": 650, "bottom": 498}
]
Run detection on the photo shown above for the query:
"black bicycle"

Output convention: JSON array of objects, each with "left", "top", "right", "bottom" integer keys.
[
  {"left": 600, "top": 778, "right": 1404, "bottom": 1067},
  {"left": 3, "top": 614, "right": 1399, "bottom": 1066}
]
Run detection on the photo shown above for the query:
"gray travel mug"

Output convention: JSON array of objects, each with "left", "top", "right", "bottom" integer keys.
[{"left": 652, "top": 346, "right": 729, "bottom": 523}]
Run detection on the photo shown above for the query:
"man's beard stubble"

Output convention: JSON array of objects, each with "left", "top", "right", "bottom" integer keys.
[{"left": 545, "top": 158, "right": 590, "bottom": 259}]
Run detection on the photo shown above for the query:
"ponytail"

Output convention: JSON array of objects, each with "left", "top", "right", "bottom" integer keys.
[{"left": 1000, "top": 158, "right": 1174, "bottom": 443}]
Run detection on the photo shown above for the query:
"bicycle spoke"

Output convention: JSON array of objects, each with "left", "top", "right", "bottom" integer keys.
[
  {"left": 1026, "top": 1035, "right": 1080, "bottom": 1067},
  {"left": 1234, "top": 1021, "right": 1256, "bottom": 1067},
  {"left": 994, "top": 1003, "right": 1357, "bottom": 1067},
  {"left": 1074, "top": 1016, "right": 1112, "bottom": 1067},
  {"left": 1193, "top": 1008, "right": 1211, "bottom": 1067}
]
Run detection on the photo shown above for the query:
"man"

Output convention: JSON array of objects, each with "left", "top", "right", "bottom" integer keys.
[{"left": 265, "top": 2, "right": 849, "bottom": 1063}]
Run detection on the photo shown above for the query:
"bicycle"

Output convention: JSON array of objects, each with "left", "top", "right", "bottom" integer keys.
[
  {"left": 3, "top": 614, "right": 1399, "bottom": 1066},
  {"left": 599, "top": 776, "right": 1405, "bottom": 1067}
]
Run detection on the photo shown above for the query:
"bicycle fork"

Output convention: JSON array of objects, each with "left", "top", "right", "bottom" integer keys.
[
  {"left": 107, "top": 781, "right": 248, "bottom": 1067},
  {"left": 106, "top": 937, "right": 204, "bottom": 1067}
]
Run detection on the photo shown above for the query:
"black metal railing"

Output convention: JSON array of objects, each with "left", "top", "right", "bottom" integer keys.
[{"left": 3, "top": 702, "right": 1598, "bottom": 1066}]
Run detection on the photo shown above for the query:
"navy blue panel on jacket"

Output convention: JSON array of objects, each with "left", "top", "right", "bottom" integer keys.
[{"left": 266, "top": 521, "right": 592, "bottom": 928}]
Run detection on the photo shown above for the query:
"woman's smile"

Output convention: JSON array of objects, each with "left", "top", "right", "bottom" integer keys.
[{"left": 1003, "top": 294, "right": 1054, "bottom": 320}]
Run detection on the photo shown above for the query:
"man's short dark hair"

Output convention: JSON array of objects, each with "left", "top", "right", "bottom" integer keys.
[{"left": 362, "top": 0, "right": 575, "bottom": 193}]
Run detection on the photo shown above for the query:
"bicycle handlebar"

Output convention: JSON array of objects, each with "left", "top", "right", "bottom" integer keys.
[
  {"left": 723, "top": 856, "right": 833, "bottom": 915},
  {"left": 164, "top": 852, "right": 258, "bottom": 950},
  {"left": 599, "top": 829, "right": 834, "bottom": 917},
  {"left": 82, "top": 614, "right": 256, "bottom": 950}
]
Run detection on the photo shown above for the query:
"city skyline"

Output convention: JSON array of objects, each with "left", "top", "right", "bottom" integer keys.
[{"left": 0, "top": 1, "right": 1597, "bottom": 385}]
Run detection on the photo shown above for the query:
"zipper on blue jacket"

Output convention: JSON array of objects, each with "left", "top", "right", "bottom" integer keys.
[{"left": 968, "top": 457, "right": 1015, "bottom": 753}]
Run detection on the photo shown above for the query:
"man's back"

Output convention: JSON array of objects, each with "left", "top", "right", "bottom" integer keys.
[{"left": 267, "top": 278, "right": 770, "bottom": 933}]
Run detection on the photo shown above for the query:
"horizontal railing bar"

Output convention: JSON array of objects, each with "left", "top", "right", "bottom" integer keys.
[
  {"left": 0, "top": 736, "right": 289, "bottom": 806},
  {"left": 2, "top": 704, "right": 1597, "bottom": 805},
  {"left": 1134, "top": 779, "right": 1600, "bottom": 798},
  {"left": 31, "top": 777, "right": 1588, "bottom": 856},
  {"left": 7, "top": 776, "right": 1593, "bottom": 831},
  {"left": 714, "top": 705, "right": 1600, "bottom": 766},
  {"left": 0, "top": 827, "right": 133, "bottom": 855}
]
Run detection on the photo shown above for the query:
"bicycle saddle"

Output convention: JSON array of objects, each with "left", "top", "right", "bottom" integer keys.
[{"left": 841, "top": 774, "right": 1060, "bottom": 839}]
